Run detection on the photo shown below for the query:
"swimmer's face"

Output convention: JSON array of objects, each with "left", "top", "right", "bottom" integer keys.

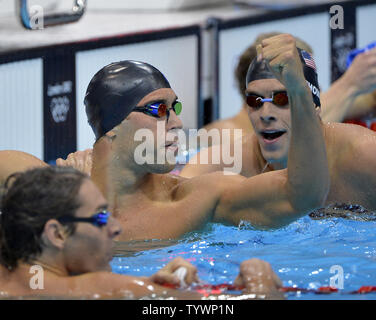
[
  {"left": 246, "top": 79, "right": 291, "bottom": 165},
  {"left": 63, "top": 179, "right": 122, "bottom": 274},
  {"left": 114, "top": 88, "right": 183, "bottom": 174}
]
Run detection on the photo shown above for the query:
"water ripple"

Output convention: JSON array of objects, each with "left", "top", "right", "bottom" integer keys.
[{"left": 111, "top": 216, "right": 376, "bottom": 300}]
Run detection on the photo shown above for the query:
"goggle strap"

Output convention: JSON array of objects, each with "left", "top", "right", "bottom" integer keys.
[{"left": 58, "top": 211, "right": 110, "bottom": 227}]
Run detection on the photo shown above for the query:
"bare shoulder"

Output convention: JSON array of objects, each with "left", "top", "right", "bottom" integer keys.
[
  {"left": 180, "top": 137, "right": 232, "bottom": 178},
  {"left": 347, "top": 126, "right": 376, "bottom": 170},
  {"left": 326, "top": 122, "right": 376, "bottom": 169},
  {"left": 67, "top": 271, "right": 147, "bottom": 298},
  {"left": 177, "top": 133, "right": 259, "bottom": 193},
  {"left": 68, "top": 271, "right": 200, "bottom": 299},
  {"left": 202, "top": 117, "right": 239, "bottom": 132},
  {"left": 180, "top": 133, "right": 256, "bottom": 178},
  {"left": 180, "top": 144, "right": 224, "bottom": 178},
  {"left": 0, "top": 150, "right": 47, "bottom": 184}
]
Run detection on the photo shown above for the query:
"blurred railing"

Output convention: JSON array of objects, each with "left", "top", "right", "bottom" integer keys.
[{"left": 16, "top": 0, "right": 86, "bottom": 29}]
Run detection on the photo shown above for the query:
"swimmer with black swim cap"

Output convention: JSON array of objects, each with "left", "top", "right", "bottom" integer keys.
[
  {"left": 246, "top": 48, "right": 321, "bottom": 107},
  {"left": 85, "top": 60, "right": 182, "bottom": 141},
  {"left": 180, "top": 34, "right": 376, "bottom": 217},
  {"left": 242, "top": 46, "right": 323, "bottom": 171},
  {"left": 85, "top": 60, "right": 184, "bottom": 198},
  {"left": 83, "top": 35, "right": 329, "bottom": 241},
  {"left": 1, "top": 35, "right": 331, "bottom": 241}
]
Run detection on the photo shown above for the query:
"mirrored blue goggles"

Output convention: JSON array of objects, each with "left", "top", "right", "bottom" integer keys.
[
  {"left": 58, "top": 210, "right": 111, "bottom": 228},
  {"left": 132, "top": 101, "right": 182, "bottom": 121}
]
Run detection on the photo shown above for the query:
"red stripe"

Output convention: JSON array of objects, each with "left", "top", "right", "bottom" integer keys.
[{"left": 162, "top": 282, "right": 376, "bottom": 295}]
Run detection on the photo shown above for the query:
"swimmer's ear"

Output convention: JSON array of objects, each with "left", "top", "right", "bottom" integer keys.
[
  {"left": 256, "top": 44, "right": 263, "bottom": 62},
  {"left": 105, "top": 130, "right": 117, "bottom": 142},
  {"left": 42, "top": 219, "right": 69, "bottom": 250},
  {"left": 315, "top": 106, "right": 322, "bottom": 120}
]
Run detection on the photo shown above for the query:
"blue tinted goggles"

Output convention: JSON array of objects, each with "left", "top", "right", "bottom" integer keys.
[{"left": 58, "top": 210, "right": 111, "bottom": 228}]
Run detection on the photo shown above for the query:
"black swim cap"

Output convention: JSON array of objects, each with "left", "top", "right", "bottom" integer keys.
[
  {"left": 85, "top": 60, "right": 171, "bottom": 140},
  {"left": 246, "top": 48, "right": 321, "bottom": 107}
]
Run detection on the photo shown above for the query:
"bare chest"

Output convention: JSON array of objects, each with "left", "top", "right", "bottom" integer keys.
[{"left": 111, "top": 180, "right": 219, "bottom": 240}]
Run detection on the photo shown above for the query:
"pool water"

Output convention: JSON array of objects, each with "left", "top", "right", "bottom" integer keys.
[{"left": 110, "top": 216, "right": 376, "bottom": 300}]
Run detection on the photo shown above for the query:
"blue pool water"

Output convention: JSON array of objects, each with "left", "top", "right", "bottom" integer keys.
[{"left": 110, "top": 216, "right": 376, "bottom": 300}]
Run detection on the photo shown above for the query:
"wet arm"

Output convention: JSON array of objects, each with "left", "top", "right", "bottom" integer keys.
[
  {"left": 262, "top": 35, "right": 329, "bottom": 215},
  {"left": 72, "top": 259, "right": 284, "bottom": 300},
  {"left": 67, "top": 272, "right": 202, "bottom": 299},
  {"left": 284, "top": 83, "right": 329, "bottom": 213},
  {"left": 320, "top": 76, "right": 360, "bottom": 122},
  {"left": 321, "top": 48, "right": 376, "bottom": 122},
  {"left": 214, "top": 88, "right": 329, "bottom": 228},
  {"left": 214, "top": 35, "right": 330, "bottom": 228},
  {"left": 180, "top": 145, "right": 225, "bottom": 178}
]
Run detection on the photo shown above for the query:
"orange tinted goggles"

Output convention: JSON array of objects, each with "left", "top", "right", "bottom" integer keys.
[{"left": 246, "top": 91, "right": 289, "bottom": 109}]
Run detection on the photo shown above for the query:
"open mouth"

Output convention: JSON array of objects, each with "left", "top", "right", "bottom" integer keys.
[
  {"left": 164, "top": 140, "right": 178, "bottom": 148},
  {"left": 165, "top": 142, "right": 175, "bottom": 148},
  {"left": 260, "top": 130, "right": 286, "bottom": 141}
]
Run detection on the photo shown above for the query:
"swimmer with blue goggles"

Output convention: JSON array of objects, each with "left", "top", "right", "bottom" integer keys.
[{"left": 58, "top": 210, "right": 111, "bottom": 227}]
